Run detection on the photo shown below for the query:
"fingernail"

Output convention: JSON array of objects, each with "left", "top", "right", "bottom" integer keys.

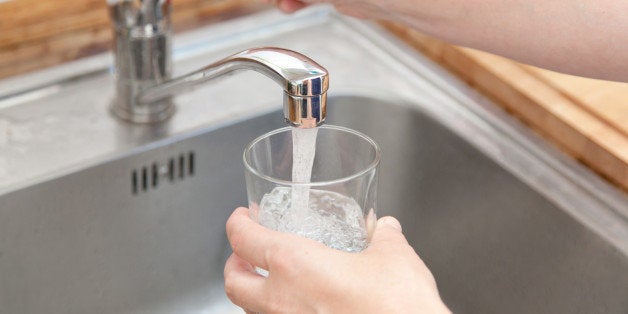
[{"left": 378, "top": 216, "right": 402, "bottom": 232}]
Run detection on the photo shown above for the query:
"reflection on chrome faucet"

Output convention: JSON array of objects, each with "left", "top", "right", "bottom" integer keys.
[{"left": 108, "top": 0, "right": 329, "bottom": 128}]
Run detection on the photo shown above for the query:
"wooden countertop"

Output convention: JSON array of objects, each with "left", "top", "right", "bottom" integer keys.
[
  {"left": 0, "top": 0, "right": 264, "bottom": 78},
  {"left": 1, "top": 1, "right": 626, "bottom": 191},
  {"left": 383, "top": 23, "right": 628, "bottom": 192}
]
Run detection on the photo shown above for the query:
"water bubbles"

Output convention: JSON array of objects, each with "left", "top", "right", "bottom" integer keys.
[{"left": 259, "top": 187, "right": 367, "bottom": 252}]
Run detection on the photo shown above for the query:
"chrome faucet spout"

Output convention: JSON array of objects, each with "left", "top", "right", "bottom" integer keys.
[
  {"left": 139, "top": 48, "right": 329, "bottom": 128},
  {"left": 108, "top": 0, "right": 328, "bottom": 127}
]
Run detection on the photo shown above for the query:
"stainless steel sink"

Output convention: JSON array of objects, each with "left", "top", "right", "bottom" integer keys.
[{"left": 1, "top": 6, "right": 627, "bottom": 314}]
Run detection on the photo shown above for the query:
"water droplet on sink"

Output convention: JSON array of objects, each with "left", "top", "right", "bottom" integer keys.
[{"left": 0, "top": 117, "right": 33, "bottom": 144}]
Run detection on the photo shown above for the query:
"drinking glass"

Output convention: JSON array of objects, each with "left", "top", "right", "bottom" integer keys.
[{"left": 243, "top": 125, "right": 380, "bottom": 252}]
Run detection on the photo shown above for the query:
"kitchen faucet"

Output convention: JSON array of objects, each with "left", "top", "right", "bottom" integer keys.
[{"left": 108, "top": 0, "right": 328, "bottom": 128}]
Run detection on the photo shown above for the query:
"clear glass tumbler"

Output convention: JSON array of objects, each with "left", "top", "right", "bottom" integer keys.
[{"left": 243, "top": 125, "right": 380, "bottom": 252}]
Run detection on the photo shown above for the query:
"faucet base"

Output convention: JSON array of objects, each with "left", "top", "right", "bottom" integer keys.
[{"left": 110, "top": 98, "right": 175, "bottom": 124}]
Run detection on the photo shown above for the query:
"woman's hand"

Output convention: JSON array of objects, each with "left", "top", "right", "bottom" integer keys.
[
  {"left": 260, "top": 0, "right": 387, "bottom": 19},
  {"left": 224, "top": 207, "right": 450, "bottom": 313}
]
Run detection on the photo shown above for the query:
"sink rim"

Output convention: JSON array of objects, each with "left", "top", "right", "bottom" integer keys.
[{"left": 0, "top": 6, "right": 626, "bottom": 257}]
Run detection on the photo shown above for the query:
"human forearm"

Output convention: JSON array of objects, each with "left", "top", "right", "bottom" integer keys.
[
  {"left": 278, "top": 0, "right": 628, "bottom": 81},
  {"left": 403, "top": 0, "right": 628, "bottom": 81}
]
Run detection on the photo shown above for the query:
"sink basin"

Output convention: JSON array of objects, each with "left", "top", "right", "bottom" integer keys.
[{"left": 1, "top": 7, "right": 627, "bottom": 314}]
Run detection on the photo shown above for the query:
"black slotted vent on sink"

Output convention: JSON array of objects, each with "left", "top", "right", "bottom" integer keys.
[{"left": 131, "top": 150, "right": 196, "bottom": 195}]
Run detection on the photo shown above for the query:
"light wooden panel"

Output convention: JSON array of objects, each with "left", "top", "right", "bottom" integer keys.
[
  {"left": 0, "top": 0, "right": 264, "bottom": 79},
  {"left": 526, "top": 68, "right": 628, "bottom": 137},
  {"left": 382, "top": 22, "right": 628, "bottom": 191}
]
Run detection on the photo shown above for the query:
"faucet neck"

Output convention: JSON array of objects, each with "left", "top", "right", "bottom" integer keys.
[{"left": 139, "top": 48, "right": 329, "bottom": 128}]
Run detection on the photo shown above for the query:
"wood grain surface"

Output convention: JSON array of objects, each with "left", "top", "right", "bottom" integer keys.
[
  {"left": 382, "top": 22, "right": 627, "bottom": 191},
  {"left": 0, "top": 0, "right": 264, "bottom": 79},
  {"left": 528, "top": 68, "right": 628, "bottom": 137}
]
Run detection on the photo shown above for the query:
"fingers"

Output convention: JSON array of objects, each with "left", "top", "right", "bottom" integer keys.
[
  {"left": 261, "top": 0, "right": 310, "bottom": 13},
  {"left": 224, "top": 253, "right": 267, "bottom": 312},
  {"left": 277, "top": 0, "right": 309, "bottom": 12},
  {"left": 379, "top": 216, "right": 403, "bottom": 232},
  {"left": 368, "top": 216, "right": 409, "bottom": 247},
  {"left": 227, "top": 207, "right": 316, "bottom": 271},
  {"left": 227, "top": 207, "right": 276, "bottom": 269}
]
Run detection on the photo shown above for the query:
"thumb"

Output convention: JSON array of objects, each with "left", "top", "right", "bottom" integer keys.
[{"left": 368, "top": 216, "right": 409, "bottom": 247}]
